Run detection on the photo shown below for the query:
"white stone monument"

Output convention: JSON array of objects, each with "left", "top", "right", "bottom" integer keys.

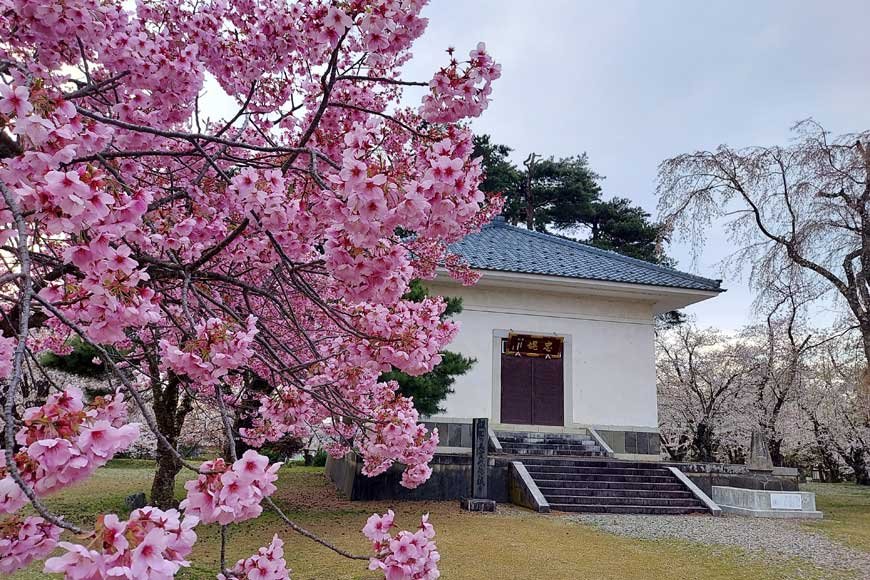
[
  {"left": 712, "top": 486, "right": 822, "bottom": 519},
  {"left": 711, "top": 431, "right": 822, "bottom": 519}
]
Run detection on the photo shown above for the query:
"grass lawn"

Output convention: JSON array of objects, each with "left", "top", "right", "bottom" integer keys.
[
  {"left": 7, "top": 461, "right": 861, "bottom": 579},
  {"left": 803, "top": 482, "right": 870, "bottom": 553}
]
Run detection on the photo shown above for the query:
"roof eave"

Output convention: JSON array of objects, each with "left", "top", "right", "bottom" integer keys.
[{"left": 430, "top": 268, "right": 724, "bottom": 314}]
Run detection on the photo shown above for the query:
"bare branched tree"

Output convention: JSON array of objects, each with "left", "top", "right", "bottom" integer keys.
[{"left": 657, "top": 120, "right": 870, "bottom": 360}]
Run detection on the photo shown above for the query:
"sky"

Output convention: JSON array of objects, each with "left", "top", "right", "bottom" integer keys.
[{"left": 394, "top": 0, "right": 870, "bottom": 330}]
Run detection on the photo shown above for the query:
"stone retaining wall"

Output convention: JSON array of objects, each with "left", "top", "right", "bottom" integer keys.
[{"left": 326, "top": 451, "right": 512, "bottom": 502}]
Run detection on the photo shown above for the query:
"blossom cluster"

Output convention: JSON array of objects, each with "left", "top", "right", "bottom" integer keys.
[
  {"left": 0, "top": 387, "right": 139, "bottom": 515},
  {"left": 421, "top": 43, "right": 502, "bottom": 123},
  {"left": 0, "top": 516, "right": 61, "bottom": 574},
  {"left": 1, "top": 79, "right": 159, "bottom": 345},
  {"left": 363, "top": 511, "right": 440, "bottom": 580},
  {"left": 323, "top": 125, "right": 492, "bottom": 305},
  {"left": 161, "top": 316, "right": 259, "bottom": 390},
  {"left": 43, "top": 507, "right": 198, "bottom": 579},
  {"left": 242, "top": 376, "right": 439, "bottom": 490},
  {"left": 353, "top": 392, "right": 439, "bottom": 489},
  {"left": 180, "top": 450, "right": 281, "bottom": 525},
  {"left": 0, "top": 335, "right": 15, "bottom": 380},
  {"left": 219, "top": 534, "right": 291, "bottom": 580}
]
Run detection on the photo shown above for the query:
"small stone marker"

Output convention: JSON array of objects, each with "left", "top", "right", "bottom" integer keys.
[
  {"left": 460, "top": 418, "right": 496, "bottom": 512},
  {"left": 125, "top": 492, "right": 147, "bottom": 510},
  {"left": 747, "top": 430, "right": 774, "bottom": 472}
]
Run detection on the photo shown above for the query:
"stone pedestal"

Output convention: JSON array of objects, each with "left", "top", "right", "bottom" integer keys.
[
  {"left": 460, "top": 418, "right": 496, "bottom": 512},
  {"left": 459, "top": 497, "right": 496, "bottom": 512},
  {"left": 712, "top": 486, "right": 822, "bottom": 519}
]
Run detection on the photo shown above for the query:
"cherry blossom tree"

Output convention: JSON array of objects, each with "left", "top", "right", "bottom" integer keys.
[
  {"left": 656, "top": 323, "right": 756, "bottom": 463},
  {"left": 657, "top": 316, "right": 869, "bottom": 482},
  {"left": 738, "top": 282, "right": 819, "bottom": 466},
  {"left": 799, "top": 333, "right": 870, "bottom": 484},
  {"left": 0, "top": 1, "right": 502, "bottom": 577}
]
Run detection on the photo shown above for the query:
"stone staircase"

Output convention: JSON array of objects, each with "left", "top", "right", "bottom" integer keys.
[
  {"left": 494, "top": 431, "right": 709, "bottom": 515},
  {"left": 524, "top": 458, "right": 708, "bottom": 514},
  {"left": 494, "top": 430, "right": 606, "bottom": 457}
]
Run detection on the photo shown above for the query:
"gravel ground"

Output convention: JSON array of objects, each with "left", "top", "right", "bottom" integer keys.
[{"left": 564, "top": 513, "right": 870, "bottom": 579}]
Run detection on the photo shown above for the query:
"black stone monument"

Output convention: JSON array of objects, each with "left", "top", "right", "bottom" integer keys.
[{"left": 460, "top": 418, "right": 496, "bottom": 512}]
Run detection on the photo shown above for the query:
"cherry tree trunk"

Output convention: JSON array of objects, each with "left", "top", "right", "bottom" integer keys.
[
  {"left": 768, "top": 436, "right": 784, "bottom": 467},
  {"left": 851, "top": 450, "right": 870, "bottom": 486},
  {"left": 151, "top": 447, "right": 183, "bottom": 509},
  {"left": 148, "top": 375, "right": 191, "bottom": 508},
  {"left": 692, "top": 421, "right": 717, "bottom": 463}
]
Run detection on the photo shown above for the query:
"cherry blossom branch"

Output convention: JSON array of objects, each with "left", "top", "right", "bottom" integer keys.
[
  {"left": 337, "top": 75, "right": 428, "bottom": 87},
  {"left": 1, "top": 182, "right": 84, "bottom": 534},
  {"left": 214, "top": 81, "right": 258, "bottom": 139},
  {"left": 327, "top": 101, "right": 428, "bottom": 139},
  {"left": 76, "top": 107, "right": 338, "bottom": 166},
  {"left": 264, "top": 496, "right": 369, "bottom": 561},
  {"left": 63, "top": 71, "right": 131, "bottom": 100},
  {"left": 281, "top": 32, "right": 347, "bottom": 172},
  {"left": 30, "top": 294, "right": 211, "bottom": 476}
]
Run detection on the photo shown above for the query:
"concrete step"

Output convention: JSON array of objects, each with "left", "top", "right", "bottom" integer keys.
[
  {"left": 549, "top": 503, "right": 709, "bottom": 515},
  {"left": 495, "top": 430, "right": 590, "bottom": 440},
  {"left": 498, "top": 437, "right": 598, "bottom": 446},
  {"left": 532, "top": 479, "right": 685, "bottom": 492},
  {"left": 525, "top": 471, "right": 674, "bottom": 483},
  {"left": 500, "top": 442, "right": 600, "bottom": 452},
  {"left": 536, "top": 487, "right": 694, "bottom": 499},
  {"left": 522, "top": 465, "right": 666, "bottom": 477},
  {"left": 514, "top": 451, "right": 709, "bottom": 516},
  {"left": 520, "top": 458, "right": 662, "bottom": 469},
  {"left": 544, "top": 495, "right": 702, "bottom": 508},
  {"left": 501, "top": 448, "right": 605, "bottom": 457}
]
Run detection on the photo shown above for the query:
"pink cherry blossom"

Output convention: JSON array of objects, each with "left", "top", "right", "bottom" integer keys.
[
  {"left": 180, "top": 450, "right": 281, "bottom": 525},
  {"left": 0, "top": 516, "right": 61, "bottom": 574},
  {"left": 0, "top": 335, "right": 15, "bottom": 380},
  {"left": 0, "top": 83, "right": 33, "bottom": 117},
  {"left": 0, "top": 388, "right": 139, "bottom": 514},
  {"left": 365, "top": 512, "right": 440, "bottom": 580},
  {"left": 44, "top": 507, "right": 198, "bottom": 579},
  {"left": 362, "top": 509, "right": 395, "bottom": 542},
  {"left": 219, "top": 534, "right": 292, "bottom": 580}
]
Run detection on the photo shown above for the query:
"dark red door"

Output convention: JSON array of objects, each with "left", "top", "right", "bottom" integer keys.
[
  {"left": 500, "top": 354, "right": 533, "bottom": 424},
  {"left": 500, "top": 354, "right": 564, "bottom": 426},
  {"left": 532, "top": 357, "right": 564, "bottom": 426}
]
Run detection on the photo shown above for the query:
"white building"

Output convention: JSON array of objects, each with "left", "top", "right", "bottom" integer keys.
[{"left": 424, "top": 216, "right": 723, "bottom": 459}]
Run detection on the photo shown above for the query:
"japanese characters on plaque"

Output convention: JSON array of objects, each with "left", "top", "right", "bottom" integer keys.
[{"left": 505, "top": 333, "right": 564, "bottom": 359}]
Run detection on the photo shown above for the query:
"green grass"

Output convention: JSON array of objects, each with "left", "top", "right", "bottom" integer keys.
[
  {"left": 7, "top": 462, "right": 865, "bottom": 579},
  {"left": 803, "top": 482, "right": 870, "bottom": 553}
]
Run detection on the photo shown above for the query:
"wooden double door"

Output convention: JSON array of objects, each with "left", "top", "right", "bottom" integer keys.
[{"left": 500, "top": 353, "right": 564, "bottom": 426}]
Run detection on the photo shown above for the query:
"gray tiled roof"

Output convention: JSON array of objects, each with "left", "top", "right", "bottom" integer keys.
[{"left": 449, "top": 217, "right": 723, "bottom": 292}]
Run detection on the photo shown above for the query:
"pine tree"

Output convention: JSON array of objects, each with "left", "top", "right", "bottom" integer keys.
[
  {"left": 473, "top": 134, "right": 684, "bottom": 325},
  {"left": 380, "top": 280, "right": 475, "bottom": 416}
]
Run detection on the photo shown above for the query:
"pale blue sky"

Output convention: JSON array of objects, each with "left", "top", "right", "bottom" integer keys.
[{"left": 400, "top": 0, "right": 870, "bottom": 330}]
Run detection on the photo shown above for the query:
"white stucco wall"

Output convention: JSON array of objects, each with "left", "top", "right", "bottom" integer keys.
[{"left": 425, "top": 280, "right": 658, "bottom": 431}]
